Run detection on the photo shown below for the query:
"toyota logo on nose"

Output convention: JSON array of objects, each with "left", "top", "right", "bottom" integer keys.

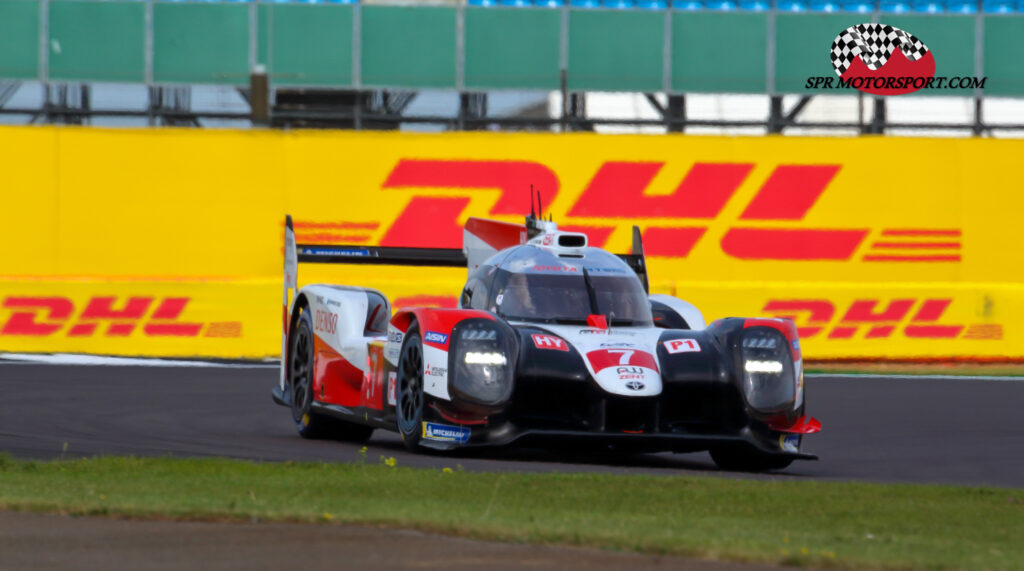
[{"left": 625, "top": 381, "right": 645, "bottom": 391}]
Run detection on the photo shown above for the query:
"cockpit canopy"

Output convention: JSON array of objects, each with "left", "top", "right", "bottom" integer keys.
[{"left": 460, "top": 245, "right": 653, "bottom": 326}]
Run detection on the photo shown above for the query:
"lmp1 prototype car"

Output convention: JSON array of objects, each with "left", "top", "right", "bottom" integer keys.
[{"left": 273, "top": 211, "right": 820, "bottom": 471}]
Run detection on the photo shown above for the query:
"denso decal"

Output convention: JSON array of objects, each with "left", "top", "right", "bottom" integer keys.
[
  {"left": 531, "top": 334, "right": 568, "bottom": 351},
  {"left": 424, "top": 331, "right": 449, "bottom": 344},
  {"left": 762, "top": 298, "right": 1003, "bottom": 340},
  {"left": 664, "top": 339, "right": 701, "bottom": 354},
  {"left": 314, "top": 310, "right": 337, "bottom": 335},
  {"left": 0, "top": 296, "right": 239, "bottom": 338},
  {"left": 422, "top": 422, "right": 470, "bottom": 443}
]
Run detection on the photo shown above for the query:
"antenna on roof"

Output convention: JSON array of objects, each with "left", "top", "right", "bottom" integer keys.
[
  {"left": 537, "top": 189, "right": 543, "bottom": 219},
  {"left": 530, "top": 184, "right": 536, "bottom": 219}
]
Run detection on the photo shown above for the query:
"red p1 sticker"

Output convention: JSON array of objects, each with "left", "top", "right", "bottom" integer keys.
[
  {"left": 664, "top": 339, "right": 701, "bottom": 354},
  {"left": 531, "top": 334, "right": 569, "bottom": 351}
]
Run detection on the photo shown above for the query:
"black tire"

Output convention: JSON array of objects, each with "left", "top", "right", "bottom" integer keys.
[
  {"left": 709, "top": 446, "right": 794, "bottom": 472},
  {"left": 395, "top": 323, "right": 426, "bottom": 452},
  {"left": 289, "top": 308, "right": 374, "bottom": 443}
]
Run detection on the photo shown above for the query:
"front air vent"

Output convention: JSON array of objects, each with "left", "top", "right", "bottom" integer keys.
[{"left": 558, "top": 234, "right": 586, "bottom": 248}]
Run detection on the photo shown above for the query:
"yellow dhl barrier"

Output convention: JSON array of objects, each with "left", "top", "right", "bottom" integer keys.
[
  {"left": 1, "top": 126, "right": 1022, "bottom": 359},
  {"left": 0, "top": 278, "right": 1019, "bottom": 360}
]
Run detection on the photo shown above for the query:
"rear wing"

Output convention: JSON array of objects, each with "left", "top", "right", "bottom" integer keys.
[{"left": 281, "top": 214, "right": 649, "bottom": 385}]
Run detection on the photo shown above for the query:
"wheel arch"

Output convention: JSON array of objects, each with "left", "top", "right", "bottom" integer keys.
[{"left": 285, "top": 292, "right": 311, "bottom": 386}]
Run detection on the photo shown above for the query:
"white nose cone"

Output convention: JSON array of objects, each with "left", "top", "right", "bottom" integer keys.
[{"left": 592, "top": 365, "right": 662, "bottom": 397}]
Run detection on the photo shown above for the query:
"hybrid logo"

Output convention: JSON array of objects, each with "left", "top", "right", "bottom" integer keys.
[{"left": 531, "top": 334, "right": 568, "bottom": 351}]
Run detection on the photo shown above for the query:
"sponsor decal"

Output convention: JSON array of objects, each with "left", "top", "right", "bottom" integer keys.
[
  {"left": 387, "top": 372, "right": 397, "bottom": 406},
  {"left": 314, "top": 310, "right": 338, "bottom": 335},
  {"left": 624, "top": 381, "right": 645, "bottom": 391},
  {"left": 299, "top": 246, "right": 371, "bottom": 257},
  {"left": 425, "top": 364, "right": 447, "bottom": 377},
  {"left": 601, "top": 342, "right": 636, "bottom": 348},
  {"left": 0, "top": 296, "right": 238, "bottom": 338},
  {"left": 617, "top": 366, "right": 645, "bottom": 380},
  {"left": 579, "top": 329, "right": 636, "bottom": 336},
  {"left": 762, "top": 298, "right": 1003, "bottom": 340},
  {"left": 422, "top": 422, "right": 470, "bottom": 443},
  {"left": 664, "top": 339, "right": 701, "bottom": 354},
  {"left": 532, "top": 265, "right": 578, "bottom": 273},
  {"left": 424, "top": 331, "right": 449, "bottom": 344},
  {"left": 587, "top": 349, "right": 659, "bottom": 372},
  {"left": 531, "top": 334, "right": 568, "bottom": 351},
  {"left": 780, "top": 434, "right": 800, "bottom": 453}
]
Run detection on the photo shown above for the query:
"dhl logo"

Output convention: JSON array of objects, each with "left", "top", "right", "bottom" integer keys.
[
  {"left": 763, "top": 298, "right": 1002, "bottom": 341},
  {"left": 0, "top": 296, "right": 241, "bottom": 338},
  {"left": 292, "top": 159, "right": 961, "bottom": 262}
]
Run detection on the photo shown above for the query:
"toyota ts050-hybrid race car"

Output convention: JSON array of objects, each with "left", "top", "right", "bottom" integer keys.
[{"left": 272, "top": 210, "right": 820, "bottom": 472}]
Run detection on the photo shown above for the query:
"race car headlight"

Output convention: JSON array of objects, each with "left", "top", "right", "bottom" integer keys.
[
  {"left": 740, "top": 327, "right": 796, "bottom": 413},
  {"left": 449, "top": 319, "right": 516, "bottom": 406}
]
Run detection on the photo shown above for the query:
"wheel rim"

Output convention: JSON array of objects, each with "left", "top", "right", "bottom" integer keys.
[
  {"left": 290, "top": 321, "right": 313, "bottom": 423},
  {"left": 397, "top": 340, "right": 423, "bottom": 435}
]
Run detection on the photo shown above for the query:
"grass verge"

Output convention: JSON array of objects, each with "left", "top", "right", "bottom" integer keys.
[{"left": 0, "top": 454, "right": 1021, "bottom": 569}]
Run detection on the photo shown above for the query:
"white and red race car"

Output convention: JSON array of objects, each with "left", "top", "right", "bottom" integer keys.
[{"left": 273, "top": 211, "right": 820, "bottom": 471}]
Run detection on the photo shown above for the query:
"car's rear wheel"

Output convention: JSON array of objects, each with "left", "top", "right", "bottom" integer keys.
[
  {"left": 396, "top": 324, "right": 425, "bottom": 452},
  {"left": 709, "top": 445, "right": 794, "bottom": 472},
  {"left": 290, "top": 308, "right": 374, "bottom": 442}
]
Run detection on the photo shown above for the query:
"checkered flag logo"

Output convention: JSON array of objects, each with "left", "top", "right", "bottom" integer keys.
[{"left": 830, "top": 24, "right": 930, "bottom": 77}]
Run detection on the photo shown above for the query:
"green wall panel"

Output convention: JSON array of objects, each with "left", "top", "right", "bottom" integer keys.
[
  {"left": 153, "top": 3, "right": 249, "bottom": 85},
  {"left": 465, "top": 7, "right": 560, "bottom": 90},
  {"left": 258, "top": 4, "right": 353, "bottom": 87},
  {"left": 886, "top": 15, "right": 974, "bottom": 97},
  {"left": 569, "top": 9, "right": 664, "bottom": 91},
  {"left": 983, "top": 16, "right": 1024, "bottom": 96},
  {"left": 49, "top": 1, "right": 144, "bottom": 82},
  {"left": 774, "top": 14, "right": 852, "bottom": 93},
  {"left": 672, "top": 12, "right": 766, "bottom": 94},
  {"left": 361, "top": 6, "right": 456, "bottom": 88},
  {"left": 0, "top": 1, "right": 39, "bottom": 80}
]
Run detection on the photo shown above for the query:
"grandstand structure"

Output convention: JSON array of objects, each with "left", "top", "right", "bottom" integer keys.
[{"left": 0, "top": 0, "right": 1022, "bottom": 134}]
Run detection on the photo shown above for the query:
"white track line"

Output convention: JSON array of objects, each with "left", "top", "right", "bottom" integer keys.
[
  {"left": 0, "top": 353, "right": 277, "bottom": 368},
  {"left": 807, "top": 372, "right": 1024, "bottom": 382}
]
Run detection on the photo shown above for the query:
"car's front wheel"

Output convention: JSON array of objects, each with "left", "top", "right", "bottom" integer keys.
[{"left": 396, "top": 323, "right": 426, "bottom": 452}]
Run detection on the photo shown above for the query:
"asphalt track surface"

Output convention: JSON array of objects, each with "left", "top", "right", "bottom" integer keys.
[{"left": 2, "top": 362, "right": 1022, "bottom": 488}]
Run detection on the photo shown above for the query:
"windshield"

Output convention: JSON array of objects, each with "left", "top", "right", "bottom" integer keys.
[{"left": 491, "top": 270, "right": 653, "bottom": 326}]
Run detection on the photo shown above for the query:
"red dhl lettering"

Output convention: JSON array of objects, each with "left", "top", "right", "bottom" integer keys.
[
  {"left": 298, "top": 159, "right": 962, "bottom": 263},
  {"left": 762, "top": 298, "right": 1001, "bottom": 340},
  {"left": 0, "top": 296, "right": 241, "bottom": 338}
]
